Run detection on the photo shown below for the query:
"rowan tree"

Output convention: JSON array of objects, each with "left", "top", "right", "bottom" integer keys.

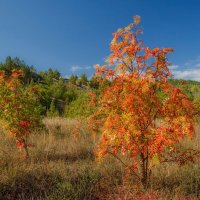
[
  {"left": 91, "top": 16, "right": 199, "bottom": 188},
  {"left": 0, "top": 70, "right": 41, "bottom": 158}
]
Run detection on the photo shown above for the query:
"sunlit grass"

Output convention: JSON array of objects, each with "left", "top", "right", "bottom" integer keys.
[{"left": 0, "top": 117, "right": 199, "bottom": 199}]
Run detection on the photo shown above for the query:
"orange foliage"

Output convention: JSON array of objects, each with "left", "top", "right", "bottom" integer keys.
[
  {"left": 90, "top": 16, "right": 199, "bottom": 188},
  {"left": 0, "top": 70, "right": 40, "bottom": 158}
]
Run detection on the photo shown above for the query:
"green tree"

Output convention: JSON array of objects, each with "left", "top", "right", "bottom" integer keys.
[
  {"left": 80, "top": 73, "right": 88, "bottom": 86},
  {"left": 89, "top": 77, "right": 99, "bottom": 89},
  {"left": 69, "top": 75, "right": 78, "bottom": 85},
  {"left": 47, "top": 100, "right": 59, "bottom": 117},
  {"left": 0, "top": 56, "right": 41, "bottom": 84},
  {"left": 65, "top": 92, "right": 93, "bottom": 118}
]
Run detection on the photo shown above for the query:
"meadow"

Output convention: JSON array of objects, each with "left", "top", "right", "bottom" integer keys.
[
  {"left": 0, "top": 3, "right": 200, "bottom": 199},
  {"left": 0, "top": 117, "right": 199, "bottom": 200},
  {"left": 0, "top": 17, "right": 200, "bottom": 200}
]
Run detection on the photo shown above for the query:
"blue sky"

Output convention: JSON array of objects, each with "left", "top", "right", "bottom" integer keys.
[{"left": 0, "top": 0, "right": 200, "bottom": 80}]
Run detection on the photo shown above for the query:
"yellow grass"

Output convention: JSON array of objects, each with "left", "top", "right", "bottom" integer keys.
[{"left": 0, "top": 117, "right": 199, "bottom": 199}]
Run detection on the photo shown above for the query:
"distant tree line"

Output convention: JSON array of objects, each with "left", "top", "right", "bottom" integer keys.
[
  {"left": 0, "top": 56, "right": 100, "bottom": 118},
  {"left": 0, "top": 56, "right": 200, "bottom": 118}
]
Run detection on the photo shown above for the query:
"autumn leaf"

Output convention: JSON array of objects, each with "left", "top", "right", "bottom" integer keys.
[
  {"left": 134, "top": 15, "right": 141, "bottom": 25},
  {"left": 89, "top": 15, "right": 198, "bottom": 188}
]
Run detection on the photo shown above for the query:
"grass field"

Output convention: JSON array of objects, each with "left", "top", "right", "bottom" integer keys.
[{"left": 0, "top": 117, "right": 199, "bottom": 200}]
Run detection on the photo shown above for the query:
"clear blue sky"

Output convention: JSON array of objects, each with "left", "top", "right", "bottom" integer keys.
[{"left": 0, "top": 0, "right": 200, "bottom": 80}]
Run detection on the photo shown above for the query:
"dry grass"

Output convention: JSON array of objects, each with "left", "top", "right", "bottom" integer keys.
[{"left": 0, "top": 117, "right": 199, "bottom": 199}]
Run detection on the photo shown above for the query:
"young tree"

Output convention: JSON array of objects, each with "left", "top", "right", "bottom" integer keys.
[
  {"left": 89, "top": 77, "right": 99, "bottom": 89},
  {"left": 47, "top": 99, "right": 59, "bottom": 117},
  {"left": 0, "top": 56, "right": 41, "bottom": 84},
  {"left": 69, "top": 75, "right": 78, "bottom": 85},
  {"left": 91, "top": 16, "right": 199, "bottom": 188},
  {"left": 0, "top": 70, "right": 41, "bottom": 158},
  {"left": 80, "top": 73, "right": 88, "bottom": 86}
]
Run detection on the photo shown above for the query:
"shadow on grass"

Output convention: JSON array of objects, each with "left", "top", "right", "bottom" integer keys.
[
  {"left": 33, "top": 149, "right": 94, "bottom": 164},
  {"left": 0, "top": 167, "right": 102, "bottom": 200},
  {"left": 0, "top": 171, "right": 62, "bottom": 200},
  {"left": 46, "top": 149, "right": 94, "bottom": 163}
]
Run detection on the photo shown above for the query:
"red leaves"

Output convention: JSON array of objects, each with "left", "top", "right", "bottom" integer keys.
[
  {"left": 90, "top": 16, "right": 198, "bottom": 187},
  {"left": 94, "top": 65, "right": 106, "bottom": 76},
  {"left": 152, "top": 48, "right": 160, "bottom": 54},
  {"left": 19, "top": 120, "right": 31, "bottom": 129},
  {"left": 16, "top": 140, "right": 25, "bottom": 149},
  {"left": 11, "top": 70, "right": 23, "bottom": 78},
  {"left": 105, "top": 16, "right": 173, "bottom": 80},
  {"left": 0, "top": 69, "right": 40, "bottom": 158},
  {"left": 162, "top": 148, "right": 200, "bottom": 166},
  {"left": 163, "top": 48, "right": 173, "bottom": 53},
  {"left": 134, "top": 15, "right": 141, "bottom": 25},
  {"left": 88, "top": 91, "right": 97, "bottom": 106}
]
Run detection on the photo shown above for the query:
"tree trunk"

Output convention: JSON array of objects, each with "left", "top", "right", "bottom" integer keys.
[
  {"left": 140, "top": 152, "right": 149, "bottom": 189},
  {"left": 23, "top": 143, "right": 29, "bottom": 158},
  {"left": 21, "top": 138, "right": 29, "bottom": 158}
]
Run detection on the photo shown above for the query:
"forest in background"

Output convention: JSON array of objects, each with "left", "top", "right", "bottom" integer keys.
[{"left": 1, "top": 56, "right": 200, "bottom": 120}]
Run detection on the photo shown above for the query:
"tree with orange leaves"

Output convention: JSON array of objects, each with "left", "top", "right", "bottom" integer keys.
[
  {"left": 0, "top": 70, "right": 41, "bottom": 158},
  {"left": 91, "top": 16, "right": 199, "bottom": 188}
]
